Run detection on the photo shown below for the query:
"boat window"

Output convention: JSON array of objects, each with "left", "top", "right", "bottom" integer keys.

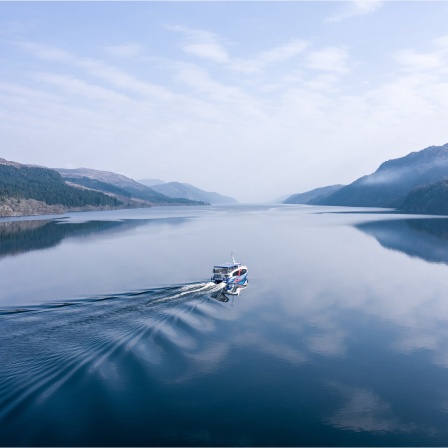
[{"left": 240, "top": 269, "right": 247, "bottom": 275}]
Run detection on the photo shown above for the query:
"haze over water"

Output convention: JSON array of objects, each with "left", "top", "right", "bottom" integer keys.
[{"left": 2, "top": 205, "right": 448, "bottom": 446}]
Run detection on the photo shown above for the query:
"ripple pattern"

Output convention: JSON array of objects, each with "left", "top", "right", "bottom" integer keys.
[{"left": 0, "top": 282, "right": 226, "bottom": 444}]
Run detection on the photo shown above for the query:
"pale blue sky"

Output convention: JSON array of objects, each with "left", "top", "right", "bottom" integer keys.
[{"left": 1, "top": 1, "right": 448, "bottom": 202}]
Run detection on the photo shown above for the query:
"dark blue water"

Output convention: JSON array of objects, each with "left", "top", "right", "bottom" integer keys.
[{"left": 2, "top": 205, "right": 448, "bottom": 446}]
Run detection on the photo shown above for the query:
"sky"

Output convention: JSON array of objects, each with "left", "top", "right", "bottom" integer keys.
[{"left": 1, "top": 1, "right": 448, "bottom": 203}]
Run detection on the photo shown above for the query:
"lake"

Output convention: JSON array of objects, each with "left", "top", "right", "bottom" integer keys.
[{"left": 2, "top": 204, "right": 448, "bottom": 446}]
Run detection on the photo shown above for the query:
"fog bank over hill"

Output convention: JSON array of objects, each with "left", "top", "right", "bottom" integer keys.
[
  {"left": 284, "top": 143, "right": 448, "bottom": 215},
  {"left": 315, "top": 143, "right": 448, "bottom": 208}
]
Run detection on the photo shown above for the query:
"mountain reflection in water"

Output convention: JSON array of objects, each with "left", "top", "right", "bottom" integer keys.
[
  {"left": 0, "top": 217, "right": 189, "bottom": 259},
  {"left": 356, "top": 218, "right": 448, "bottom": 265}
]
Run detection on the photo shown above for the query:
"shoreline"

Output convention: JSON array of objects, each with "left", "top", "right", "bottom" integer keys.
[{"left": 0, "top": 197, "right": 210, "bottom": 220}]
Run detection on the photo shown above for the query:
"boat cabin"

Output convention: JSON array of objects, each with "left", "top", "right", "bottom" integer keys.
[{"left": 212, "top": 262, "right": 248, "bottom": 284}]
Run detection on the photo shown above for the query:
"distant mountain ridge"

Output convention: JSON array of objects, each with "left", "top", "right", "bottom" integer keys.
[
  {"left": 314, "top": 143, "right": 448, "bottom": 208},
  {"left": 284, "top": 185, "right": 345, "bottom": 204},
  {"left": 282, "top": 142, "right": 448, "bottom": 215},
  {"left": 55, "top": 168, "right": 207, "bottom": 207},
  {"left": 140, "top": 180, "right": 238, "bottom": 205}
]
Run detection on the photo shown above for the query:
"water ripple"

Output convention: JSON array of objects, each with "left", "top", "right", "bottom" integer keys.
[{"left": 0, "top": 282, "right": 225, "bottom": 427}]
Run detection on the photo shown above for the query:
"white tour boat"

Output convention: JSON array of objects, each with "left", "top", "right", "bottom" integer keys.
[{"left": 211, "top": 253, "right": 248, "bottom": 295}]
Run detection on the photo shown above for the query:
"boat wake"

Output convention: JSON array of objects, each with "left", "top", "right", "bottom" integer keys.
[
  {"left": 0, "top": 281, "right": 227, "bottom": 442},
  {"left": 0, "top": 281, "right": 221, "bottom": 315}
]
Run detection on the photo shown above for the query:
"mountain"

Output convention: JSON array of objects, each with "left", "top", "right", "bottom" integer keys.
[
  {"left": 0, "top": 159, "right": 121, "bottom": 217},
  {"left": 138, "top": 178, "right": 166, "bottom": 187},
  {"left": 149, "top": 181, "right": 238, "bottom": 205},
  {"left": 55, "top": 168, "right": 207, "bottom": 206},
  {"left": 284, "top": 185, "right": 345, "bottom": 204},
  {"left": 0, "top": 158, "right": 209, "bottom": 217},
  {"left": 400, "top": 180, "right": 448, "bottom": 215},
  {"left": 315, "top": 143, "right": 448, "bottom": 208}
]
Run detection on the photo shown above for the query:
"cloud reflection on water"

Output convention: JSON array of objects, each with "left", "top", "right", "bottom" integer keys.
[{"left": 327, "top": 383, "right": 420, "bottom": 434}]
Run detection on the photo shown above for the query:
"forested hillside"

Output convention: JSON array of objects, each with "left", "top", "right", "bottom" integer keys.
[
  {"left": 400, "top": 180, "right": 448, "bottom": 215},
  {"left": 0, "top": 164, "right": 121, "bottom": 208},
  {"left": 313, "top": 143, "right": 448, "bottom": 208},
  {"left": 64, "top": 176, "right": 133, "bottom": 200}
]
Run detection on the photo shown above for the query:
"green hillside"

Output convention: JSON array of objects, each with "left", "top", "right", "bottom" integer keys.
[
  {"left": 0, "top": 164, "right": 121, "bottom": 208},
  {"left": 399, "top": 180, "right": 448, "bottom": 215}
]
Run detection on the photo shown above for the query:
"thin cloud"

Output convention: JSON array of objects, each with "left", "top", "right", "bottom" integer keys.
[
  {"left": 228, "top": 39, "right": 308, "bottom": 75},
  {"left": 18, "top": 41, "right": 173, "bottom": 101},
  {"left": 106, "top": 43, "right": 144, "bottom": 58},
  {"left": 184, "top": 40, "right": 229, "bottom": 63},
  {"left": 396, "top": 49, "right": 444, "bottom": 71},
  {"left": 304, "top": 47, "right": 350, "bottom": 74},
  {"left": 257, "top": 39, "right": 309, "bottom": 64},
  {"left": 395, "top": 35, "right": 448, "bottom": 73},
  {"left": 167, "top": 25, "right": 230, "bottom": 63},
  {"left": 434, "top": 35, "right": 448, "bottom": 49},
  {"left": 34, "top": 72, "right": 132, "bottom": 104},
  {"left": 326, "top": 0, "right": 384, "bottom": 23},
  {"left": 168, "top": 25, "right": 308, "bottom": 75},
  {"left": 18, "top": 41, "right": 73, "bottom": 63}
]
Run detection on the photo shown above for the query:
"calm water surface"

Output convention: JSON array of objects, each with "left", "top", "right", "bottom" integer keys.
[{"left": 2, "top": 204, "right": 448, "bottom": 446}]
